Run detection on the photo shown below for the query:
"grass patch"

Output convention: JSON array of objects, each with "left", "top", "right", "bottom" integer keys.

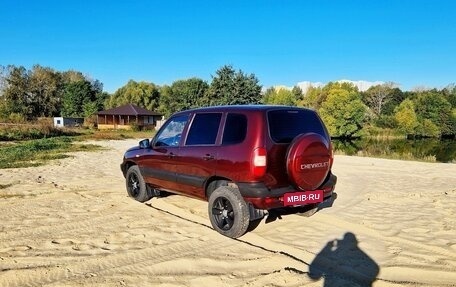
[
  {"left": 0, "top": 125, "right": 154, "bottom": 169},
  {"left": 0, "top": 137, "right": 104, "bottom": 169},
  {"left": 79, "top": 129, "right": 155, "bottom": 141},
  {"left": 0, "top": 123, "right": 79, "bottom": 141}
]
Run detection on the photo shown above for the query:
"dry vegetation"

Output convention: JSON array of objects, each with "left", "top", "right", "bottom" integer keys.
[{"left": 0, "top": 121, "right": 155, "bottom": 169}]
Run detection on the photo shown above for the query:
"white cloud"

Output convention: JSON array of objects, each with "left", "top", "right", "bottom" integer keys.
[{"left": 295, "top": 80, "right": 386, "bottom": 93}]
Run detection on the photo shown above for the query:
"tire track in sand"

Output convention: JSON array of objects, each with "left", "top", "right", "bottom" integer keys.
[
  {"left": 146, "top": 199, "right": 456, "bottom": 286},
  {"left": 308, "top": 213, "right": 456, "bottom": 286},
  {"left": 0, "top": 237, "right": 232, "bottom": 287},
  {"left": 0, "top": 211, "right": 126, "bottom": 250}
]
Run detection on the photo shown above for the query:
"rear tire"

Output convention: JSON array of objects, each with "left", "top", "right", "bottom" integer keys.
[
  {"left": 126, "top": 166, "right": 152, "bottom": 203},
  {"left": 208, "top": 186, "right": 250, "bottom": 238}
]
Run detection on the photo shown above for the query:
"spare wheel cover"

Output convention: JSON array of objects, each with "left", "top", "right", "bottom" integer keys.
[{"left": 286, "top": 132, "right": 330, "bottom": 190}]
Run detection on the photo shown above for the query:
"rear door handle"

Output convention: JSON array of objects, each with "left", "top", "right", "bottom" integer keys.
[
  {"left": 203, "top": 154, "right": 214, "bottom": 161},
  {"left": 168, "top": 152, "right": 176, "bottom": 158}
]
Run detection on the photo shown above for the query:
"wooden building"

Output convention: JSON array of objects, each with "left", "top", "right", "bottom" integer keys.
[{"left": 97, "top": 104, "right": 162, "bottom": 130}]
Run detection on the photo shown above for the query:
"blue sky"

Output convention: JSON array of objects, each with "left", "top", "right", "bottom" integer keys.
[{"left": 1, "top": 0, "right": 455, "bottom": 93}]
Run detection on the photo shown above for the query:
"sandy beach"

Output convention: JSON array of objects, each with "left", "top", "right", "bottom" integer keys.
[{"left": 1, "top": 139, "right": 455, "bottom": 287}]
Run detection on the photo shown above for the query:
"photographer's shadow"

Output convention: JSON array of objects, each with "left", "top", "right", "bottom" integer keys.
[{"left": 308, "top": 232, "right": 379, "bottom": 287}]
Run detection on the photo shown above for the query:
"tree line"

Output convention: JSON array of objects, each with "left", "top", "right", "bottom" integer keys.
[
  {"left": 1, "top": 64, "right": 455, "bottom": 138},
  {"left": 0, "top": 65, "right": 108, "bottom": 122}
]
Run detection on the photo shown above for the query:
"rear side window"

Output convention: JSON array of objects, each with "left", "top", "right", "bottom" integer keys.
[
  {"left": 268, "top": 110, "right": 327, "bottom": 143},
  {"left": 222, "top": 113, "right": 247, "bottom": 145},
  {"left": 186, "top": 113, "right": 222, "bottom": 145}
]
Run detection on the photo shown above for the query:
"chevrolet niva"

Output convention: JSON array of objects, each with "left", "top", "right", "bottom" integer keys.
[{"left": 121, "top": 105, "right": 337, "bottom": 238}]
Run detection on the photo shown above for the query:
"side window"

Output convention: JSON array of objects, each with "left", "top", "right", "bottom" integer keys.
[
  {"left": 186, "top": 113, "right": 222, "bottom": 145},
  {"left": 154, "top": 115, "right": 188, "bottom": 147},
  {"left": 222, "top": 113, "right": 247, "bottom": 145}
]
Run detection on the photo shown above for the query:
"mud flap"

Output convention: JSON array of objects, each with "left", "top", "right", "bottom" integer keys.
[
  {"left": 248, "top": 204, "right": 266, "bottom": 221},
  {"left": 317, "top": 192, "right": 337, "bottom": 211},
  {"left": 147, "top": 185, "right": 161, "bottom": 197}
]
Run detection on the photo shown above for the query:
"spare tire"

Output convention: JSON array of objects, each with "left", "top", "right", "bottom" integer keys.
[{"left": 286, "top": 133, "right": 331, "bottom": 190}]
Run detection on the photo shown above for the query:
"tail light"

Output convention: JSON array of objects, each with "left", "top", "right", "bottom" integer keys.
[
  {"left": 251, "top": 147, "right": 267, "bottom": 178},
  {"left": 329, "top": 143, "right": 334, "bottom": 168}
]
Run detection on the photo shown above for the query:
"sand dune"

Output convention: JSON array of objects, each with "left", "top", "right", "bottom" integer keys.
[{"left": 1, "top": 139, "right": 455, "bottom": 286}]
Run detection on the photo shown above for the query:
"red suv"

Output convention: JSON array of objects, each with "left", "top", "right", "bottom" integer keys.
[{"left": 121, "top": 105, "right": 337, "bottom": 238}]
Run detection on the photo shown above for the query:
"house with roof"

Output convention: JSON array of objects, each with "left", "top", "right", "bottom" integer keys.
[{"left": 97, "top": 104, "right": 162, "bottom": 130}]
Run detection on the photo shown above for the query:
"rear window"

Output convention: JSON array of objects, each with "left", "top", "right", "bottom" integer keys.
[{"left": 268, "top": 109, "right": 327, "bottom": 143}]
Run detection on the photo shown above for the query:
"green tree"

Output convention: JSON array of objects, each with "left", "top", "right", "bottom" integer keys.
[
  {"left": 442, "top": 85, "right": 456, "bottom": 136},
  {"left": 262, "top": 87, "right": 296, "bottom": 105},
  {"left": 0, "top": 65, "right": 9, "bottom": 96},
  {"left": 262, "top": 87, "right": 275, "bottom": 104},
  {"left": 300, "top": 82, "right": 358, "bottom": 110},
  {"left": 299, "top": 85, "right": 324, "bottom": 109},
  {"left": 416, "top": 119, "right": 440, "bottom": 137},
  {"left": 318, "top": 83, "right": 367, "bottom": 138},
  {"left": 95, "top": 91, "right": 109, "bottom": 111},
  {"left": 158, "top": 78, "right": 209, "bottom": 117},
  {"left": 106, "top": 80, "right": 160, "bottom": 111},
  {"left": 61, "top": 75, "right": 104, "bottom": 117},
  {"left": 394, "top": 99, "right": 418, "bottom": 135},
  {"left": 62, "top": 80, "right": 94, "bottom": 117},
  {"left": 381, "top": 87, "right": 406, "bottom": 115},
  {"left": 82, "top": 101, "right": 98, "bottom": 117},
  {"left": 0, "top": 66, "right": 30, "bottom": 119},
  {"left": 29, "top": 65, "right": 62, "bottom": 117},
  {"left": 363, "top": 82, "right": 398, "bottom": 116},
  {"left": 204, "top": 65, "right": 262, "bottom": 105},
  {"left": 443, "top": 84, "right": 456, "bottom": 108},
  {"left": 291, "top": 85, "right": 304, "bottom": 102},
  {"left": 1, "top": 65, "right": 104, "bottom": 119},
  {"left": 414, "top": 91, "right": 453, "bottom": 136}
]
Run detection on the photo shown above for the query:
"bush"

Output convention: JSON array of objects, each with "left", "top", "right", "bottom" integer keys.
[
  {"left": 8, "top": 113, "right": 26, "bottom": 123},
  {"left": 0, "top": 122, "right": 77, "bottom": 141},
  {"left": 84, "top": 115, "right": 98, "bottom": 129},
  {"left": 374, "top": 115, "right": 397, "bottom": 129},
  {"left": 416, "top": 119, "right": 441, "bottom": 138},
  {"left": 129, "top": 122, "right": 141, "bottom": 132}
]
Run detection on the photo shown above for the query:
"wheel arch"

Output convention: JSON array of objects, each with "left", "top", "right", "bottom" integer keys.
[
  {"left": 204, "top": 176, "right": 237, "bottom": 200},
  {"left": 122, "top": 160, "right": 137, "bottom": 176}
]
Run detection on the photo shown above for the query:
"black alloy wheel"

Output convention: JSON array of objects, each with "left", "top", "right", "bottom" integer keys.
[
  {"left": 125, "top": 165, "right": 152, "bottom": 203},
  {"left": 128, "top": 172, "right": 140, "bottom": 198},
  {"left": 208, "top": 186, "right": 250, "bottom": 238},
  {"left": 211, "top": 196, "right": 235, "bottom": 231}
]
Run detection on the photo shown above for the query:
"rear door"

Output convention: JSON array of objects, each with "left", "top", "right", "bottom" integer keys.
[{"left": 175, "top": 112, "right": 223, "bottom": 198}]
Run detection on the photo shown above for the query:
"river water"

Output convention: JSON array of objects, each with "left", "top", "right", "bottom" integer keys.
[{"left": 332, "top": 138, "right": 456, "bottom": 163}]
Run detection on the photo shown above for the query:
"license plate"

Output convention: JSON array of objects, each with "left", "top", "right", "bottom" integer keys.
[{"left": 283, "top": 190, "right": 324, "bottom": 206}]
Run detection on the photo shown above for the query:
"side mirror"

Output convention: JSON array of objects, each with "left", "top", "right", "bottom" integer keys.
[{"left": 139, "top": 139, "right": 150, "bottom": 149}]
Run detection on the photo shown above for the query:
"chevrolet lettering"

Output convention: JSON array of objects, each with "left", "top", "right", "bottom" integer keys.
[{"left": 300, "top": 161, "right": 330, "bottom": 170}]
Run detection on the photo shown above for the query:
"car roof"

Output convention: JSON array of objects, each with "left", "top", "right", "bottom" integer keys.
[{"left": 171, "top": 105, "right": 315, "bottom": 116}]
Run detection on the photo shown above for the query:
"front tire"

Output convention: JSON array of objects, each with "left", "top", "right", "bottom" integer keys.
[
  {"left": 208, "top": 186, "right": 250, "bottom": 238},
  {"left": 126, "top": 166, "right": 152, "bottom": 202}
]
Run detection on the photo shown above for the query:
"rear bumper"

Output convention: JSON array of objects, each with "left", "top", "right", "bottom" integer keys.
[{"left": 239, "top": 172, "right": 337, "bottom": 210}]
